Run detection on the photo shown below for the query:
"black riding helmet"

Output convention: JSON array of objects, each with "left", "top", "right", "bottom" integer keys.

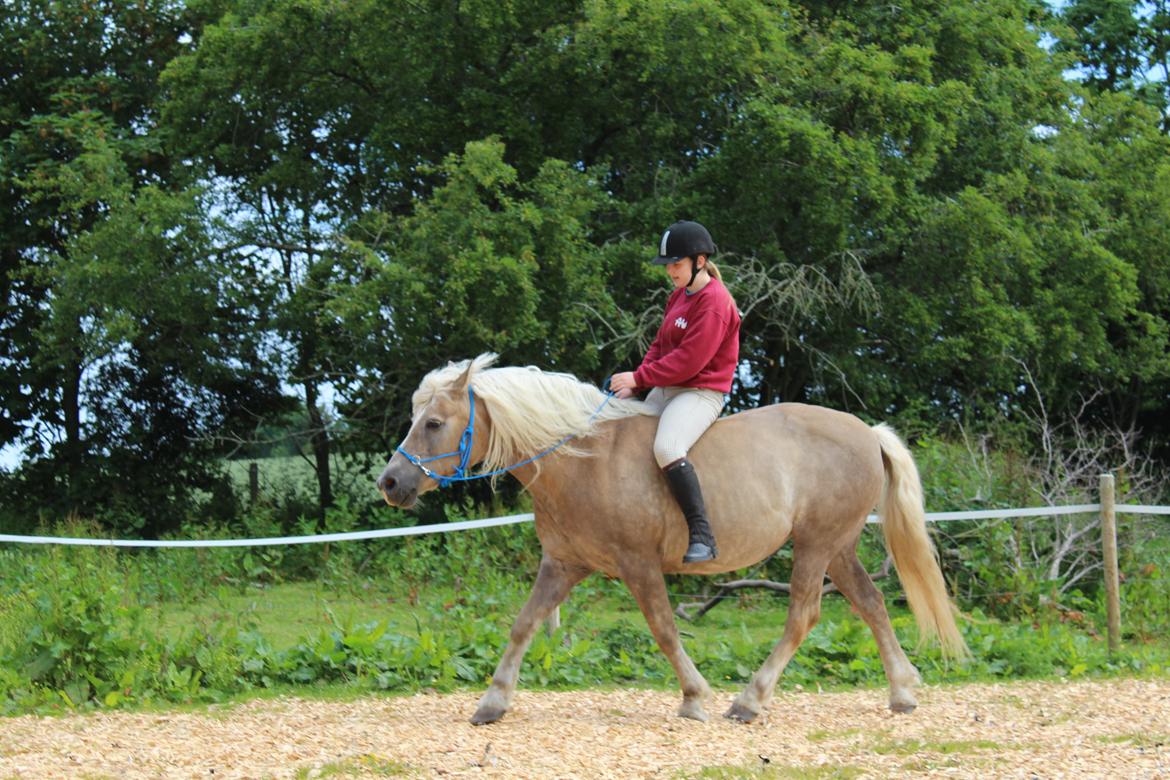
[{"left": 654, "top": 220, "right": 716, "bottom": 287}]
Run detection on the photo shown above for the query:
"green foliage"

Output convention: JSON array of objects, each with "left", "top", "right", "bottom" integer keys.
[
  {"left": 4, "top": 3, "right": 1170, "bottom": 726},
  {"left": 0, "top": 541, "right": 247, "bottom": 713},
  {"left": 5, "top": 0, "right": 1170, "bottom": 530},
  {"left": 1119, "top": 533, "right": 1170, "bottom": 639},
  {"left": 345, "top": 138, "right": 621, "bottom": 378},
  {"left": 5, "top": 429, "right": 1167, "bottom": 719},
  {"left": 1057, "top": 0, "right": 1170, "bottom": 132},
  {"left": 0, "top": 0, "right": 284, "bottom": 534}
]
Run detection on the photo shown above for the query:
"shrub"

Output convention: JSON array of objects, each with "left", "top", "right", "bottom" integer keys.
[{"left": 0, "top": 543, "right": 245, "bottom": 712}]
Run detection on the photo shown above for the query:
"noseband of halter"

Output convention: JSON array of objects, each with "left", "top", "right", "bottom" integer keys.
[{"left": 394, "top": 381, "right": 615, "bottom": 489}]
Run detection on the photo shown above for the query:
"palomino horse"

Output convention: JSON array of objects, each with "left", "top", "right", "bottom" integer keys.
[{"left": 378, "top": 355, "right": 967, "bottom": 724}]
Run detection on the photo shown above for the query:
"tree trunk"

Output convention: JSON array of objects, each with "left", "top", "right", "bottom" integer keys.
[
  {"left": 62, "top": 353, "right": 83, "bottom": 514},
  {"left": 304, "top": 379, "right": 333, "bottom": 528}
]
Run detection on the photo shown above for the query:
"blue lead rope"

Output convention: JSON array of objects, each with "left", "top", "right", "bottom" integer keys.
[{"left": 395, "top": 381, "right": 617, "bottom": 488}]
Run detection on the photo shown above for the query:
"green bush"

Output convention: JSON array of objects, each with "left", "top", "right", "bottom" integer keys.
[
  {"left": 0, "top": 543, "right": 246, "bottom": 713},
  {"left": 1120, "top": 536, "right": 1170, "bottom": 640}
]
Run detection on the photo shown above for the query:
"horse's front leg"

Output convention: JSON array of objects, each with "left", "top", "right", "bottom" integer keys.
[
  {"left": 471, "top": 555, "right": 591, "bottom": 725},
  {"left": 619, "top": 560, "right": 713, "bottom": 721}
]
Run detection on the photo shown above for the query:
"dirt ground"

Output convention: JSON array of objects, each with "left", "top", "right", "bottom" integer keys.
[{"left": 1, "top": 677, "right": 1168, "bottom": 778}]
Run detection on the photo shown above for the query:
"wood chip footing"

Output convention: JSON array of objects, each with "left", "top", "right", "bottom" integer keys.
[{"left": 1, "top": 678, "right": 1168, "bottom": 778}]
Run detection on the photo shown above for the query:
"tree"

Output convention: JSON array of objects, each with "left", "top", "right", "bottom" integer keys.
[
  {"left": 2, "top": 0, "right": 202, "bottom": 485},
  {"left": 157, "top": 0, "right": 798, "bottom": 514},
  {"left": 4, "top": 0, "right": 1169, "bottom": 534},
  {"left": 0, "top": 1, "right": 283, "bottom": 532},
  {"left": 331, "top": 138, "right": 634, "bottom": 456},
  {"left": 160, "top": 0, "right": 383, "bottom": 521},
  {"left": 1059, "top": 0, "right": 1170, "bottom": 131},
  {"left": 6, "top": 109, "right": 281, "bottom": 534}
]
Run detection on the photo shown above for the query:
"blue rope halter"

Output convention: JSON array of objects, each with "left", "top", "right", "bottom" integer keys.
[{"left": 395, "top": 382, "right": 616, "bottom": 488}]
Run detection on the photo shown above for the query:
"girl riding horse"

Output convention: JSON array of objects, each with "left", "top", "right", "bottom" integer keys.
[{"left": 610, "top": 220, "right": 740, "bottom": 564}]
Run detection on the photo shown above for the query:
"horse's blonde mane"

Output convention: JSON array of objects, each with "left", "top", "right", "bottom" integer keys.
[{"left": 414, "top": 354, "right": 657, "bottom": 476}]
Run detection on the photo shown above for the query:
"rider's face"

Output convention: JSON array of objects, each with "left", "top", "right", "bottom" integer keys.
[{"left": 666, "top": 256, "right": 704, "bottom": 289}]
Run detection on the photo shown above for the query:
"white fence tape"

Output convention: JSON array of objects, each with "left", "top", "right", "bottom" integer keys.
[
  {"left": 1111, "top": 504, "right": 1170, "bottom": 516},
  {"left": 865, "top": 503, "right": 1104, "bottom": 524},
  {"left": 0, "top": 504, "right": 1166, "bottom": 549},
  {"left": 0, "top": 513, "right": 535, "bottom": 548}
]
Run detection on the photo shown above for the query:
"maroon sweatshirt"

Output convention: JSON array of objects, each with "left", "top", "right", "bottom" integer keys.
[{"left": 633, "top": 277, "right": 741, "bottom": 393}]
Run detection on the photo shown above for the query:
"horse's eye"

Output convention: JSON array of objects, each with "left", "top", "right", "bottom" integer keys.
[{"left": 425, "top": 418, "right": 442, "bottom": 430}]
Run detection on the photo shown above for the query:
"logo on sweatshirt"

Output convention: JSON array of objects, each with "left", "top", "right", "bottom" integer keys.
[{"left": 674, "top": 317, "right": 688, "bottom": 329}]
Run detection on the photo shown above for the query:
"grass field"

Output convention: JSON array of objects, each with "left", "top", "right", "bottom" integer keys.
[
  {"left": 145, "top": 569, "right": 1170, "bottom": 701},
  {"left": 224, "top": 454, "right": 383, "bottom": 500},
  {"left": 153, "top": 575, "right": 814, "bottom": 656}
]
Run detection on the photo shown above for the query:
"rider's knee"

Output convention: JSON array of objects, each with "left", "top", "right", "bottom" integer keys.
[{"left": 653, "top": 441, "right": 686, "bottom": 469}]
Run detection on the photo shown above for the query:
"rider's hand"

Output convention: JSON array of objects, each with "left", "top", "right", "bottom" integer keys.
[
  {"left": 610, "top": 371, "right": 637, "bottom": 395},
  {"left": 614, "top": 387, "right": 636, "bottom": 399}
]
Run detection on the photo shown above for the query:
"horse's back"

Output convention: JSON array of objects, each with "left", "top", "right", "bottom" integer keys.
[
  {"left": 718, "top": 401, "right": 872, "bottom": 435},
  {"left": 604, "top": 400, "right": 880, "bottom": 485},
  {"left": 543, "top": 401, "right": 884, "bottom": 575},
  {"left": 699, "top": 402, "right": 879, "bottom": 466}
]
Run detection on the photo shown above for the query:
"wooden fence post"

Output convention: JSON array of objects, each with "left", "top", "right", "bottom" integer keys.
[
  {"left": 249, "top": 462, "right": 260, "bottom": 504},
  {"left": 1099, "top": 473, "right": 1121, "bottom": 654}
]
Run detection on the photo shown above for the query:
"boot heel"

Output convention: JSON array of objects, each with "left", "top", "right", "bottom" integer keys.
[{"left": 683, "top": 541, "right": 718, "bottom": 563}]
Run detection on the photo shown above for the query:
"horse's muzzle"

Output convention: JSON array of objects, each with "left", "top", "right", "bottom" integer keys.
[{"left": 377, "top": 466, "right": 419, "bottom": 508}]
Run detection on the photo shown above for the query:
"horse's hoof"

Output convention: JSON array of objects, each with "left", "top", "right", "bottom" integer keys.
[
  {"left": 677, "top": 700, "right": 709, "bottom": 722},
  {"left": 724, "top": 702, "right": 759, "bottom": 723},
  {"left": 470, "top": 706, "right": 506, "bottom": 725},
  {"left": 889, "top": 695, "right": 918, "bottom": 714}
]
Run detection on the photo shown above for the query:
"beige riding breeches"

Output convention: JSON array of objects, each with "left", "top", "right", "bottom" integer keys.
[{"left": 642, "top": 386, "right": 726, "bottom": 468}]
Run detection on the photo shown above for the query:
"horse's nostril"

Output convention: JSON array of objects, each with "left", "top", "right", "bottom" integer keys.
[{"left": 378, "top": 474, "right": 396, "bottom": 494}]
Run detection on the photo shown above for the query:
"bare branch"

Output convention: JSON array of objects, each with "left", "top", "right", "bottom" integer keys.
[
  {"left": 1000, "top": 361, "right": 1168, "bottom": 593},
  {"left": 675, "top": 557, "right": 893, "bottom": 621}
]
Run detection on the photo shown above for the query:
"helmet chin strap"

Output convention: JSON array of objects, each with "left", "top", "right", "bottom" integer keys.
[{"left": 687, "top": 256, "right": 703, "bottom": 288}]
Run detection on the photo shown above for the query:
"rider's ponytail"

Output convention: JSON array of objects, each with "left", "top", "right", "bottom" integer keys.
[{"left": 700, "top": 258, "right": 739, "bottom": 313}]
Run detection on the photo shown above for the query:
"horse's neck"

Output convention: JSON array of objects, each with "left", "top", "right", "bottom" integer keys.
[
  {"left": 503, "top": 432, "right": 602, "bottom": 513},
  {"left": 495, "top": 410, "right": 651, "bottom": 511},
  {"left": 506, "top": 457, "right": 562, "bottom": 503}
]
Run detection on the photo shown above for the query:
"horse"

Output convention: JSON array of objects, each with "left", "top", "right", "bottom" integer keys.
[{"left": 377, "top": 354, "right": 968, "bottom": 725}]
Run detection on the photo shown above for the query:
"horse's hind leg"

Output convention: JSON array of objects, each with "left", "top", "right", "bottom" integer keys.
[
  {"left": 471, "top": 555, "right": 591, "bottom": 725},
  {"left": 826, "top": 548, "right": 921, "bottom": 713},
  {"left": 620, "top": 561, "right": 713, "bottom": 721},
  {"left": 726, "top": 548, "right": 832, "bottom": 723}
]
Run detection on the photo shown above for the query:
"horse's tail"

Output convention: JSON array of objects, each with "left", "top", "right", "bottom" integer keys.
[{"left": 872, "top": 423, "right": 969, "bottom": 659}]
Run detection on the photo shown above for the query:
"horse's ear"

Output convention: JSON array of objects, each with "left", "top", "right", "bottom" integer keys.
[{"left": 455, "top": 359, "right": 475, "bottom": 392}]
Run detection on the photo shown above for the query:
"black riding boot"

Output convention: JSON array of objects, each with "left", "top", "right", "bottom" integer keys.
[{"left": 663, "top": 459, "right": 718, "bottom": 563}]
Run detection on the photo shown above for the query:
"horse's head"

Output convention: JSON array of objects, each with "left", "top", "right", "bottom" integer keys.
[{"left": 377, "top": 358, "right": 489, "bottom": 508}]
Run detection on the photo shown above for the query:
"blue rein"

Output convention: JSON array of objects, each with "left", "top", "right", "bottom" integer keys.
[{"left": 395, "top": 383, "right": 616, "bottom": 488}]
